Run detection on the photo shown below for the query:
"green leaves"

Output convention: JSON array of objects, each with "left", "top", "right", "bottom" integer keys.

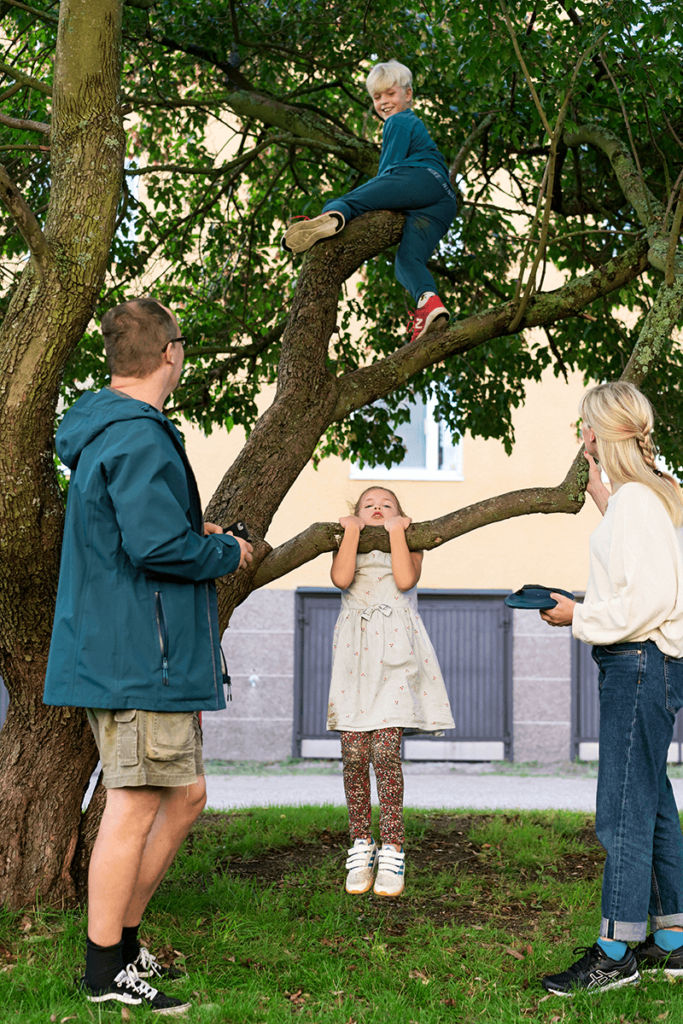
[{"left": 1, "top": 0, "right": 682, "bottom": 466}]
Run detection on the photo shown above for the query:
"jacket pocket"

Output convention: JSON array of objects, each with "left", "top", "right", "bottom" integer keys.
[
  {"left": 154, "top": 591, "right": 170, "bottom": 685},
  {"left": 146, "top": 711, "right": 195, "bottom": 762},
  {"left": 114, "top": 709, "right": 139, "bottom": 766}
]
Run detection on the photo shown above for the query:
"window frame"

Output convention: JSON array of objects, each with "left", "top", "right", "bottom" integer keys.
[{"left": 349, "top": 396, "right": 464, "bottom": 482}]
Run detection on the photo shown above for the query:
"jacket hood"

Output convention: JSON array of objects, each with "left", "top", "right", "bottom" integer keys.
[{"left": 57, "top": 388, "right": 175, "bottom": 470}]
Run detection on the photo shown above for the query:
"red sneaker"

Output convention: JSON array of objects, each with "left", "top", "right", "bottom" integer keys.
[{"left": 406, "top": 295, "right": 449, "bottom": 343}]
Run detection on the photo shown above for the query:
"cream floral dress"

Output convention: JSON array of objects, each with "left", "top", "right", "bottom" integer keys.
[{"left": 327, "top": 550, "right": 455, "bottom": 733}]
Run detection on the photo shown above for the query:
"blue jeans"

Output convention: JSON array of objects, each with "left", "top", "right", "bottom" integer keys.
[
  {"left": 594, "top": 640, "right": 683, "bottom": 940},
  {"left": 322, "top": 167, "right": 457, "bottom": 301}
]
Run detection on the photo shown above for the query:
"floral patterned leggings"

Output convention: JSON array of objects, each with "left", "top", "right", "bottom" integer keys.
[{"left": 340, "top": 728, "right": 404, "bottom": 845}]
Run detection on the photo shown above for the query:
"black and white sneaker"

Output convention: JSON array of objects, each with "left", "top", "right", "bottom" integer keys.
[
  {"left": 80, "top": 964, "right": 190, "bottom": 1015},
  {"left": 131, "top": 946, "right": 185, "bottom": 981},
  {"left": 634, "top": 936, "right": 683, "bottom": 977},
  {"left": 541, "top": 943, "right": 639, "bottom": 996}
]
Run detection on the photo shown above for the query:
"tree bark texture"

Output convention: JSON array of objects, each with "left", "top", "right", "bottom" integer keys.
[{"left": 0, "top": 0, "right": 125, "bottom": 909}]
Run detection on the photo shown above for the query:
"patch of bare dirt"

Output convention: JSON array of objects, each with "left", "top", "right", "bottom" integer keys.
[{"left": 183, "top": 812, "right": 604, "bottom": 933}]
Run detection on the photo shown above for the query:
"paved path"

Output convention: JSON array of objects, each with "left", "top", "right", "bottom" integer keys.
[{"left": 204, "top": 767, "right": 683, "bottom": 813}]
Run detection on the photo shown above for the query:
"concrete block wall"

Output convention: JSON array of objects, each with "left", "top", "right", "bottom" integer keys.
[
  {"left": 202, "top": 589, "right": 295, "bottom": 760},
  {"left": 202, "top": 590, "right": 576, "bottom": 763},
  {"left": 512, "top": 609, "right": 572, "bottom": 762}
]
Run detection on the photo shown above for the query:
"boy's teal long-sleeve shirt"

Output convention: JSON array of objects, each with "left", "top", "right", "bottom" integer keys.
[
  {"left": 43, "top": 388, "right": 241, "bottom": 713},
  {"left": 377, "top": 109, "right": 451, "bottom": 183}
]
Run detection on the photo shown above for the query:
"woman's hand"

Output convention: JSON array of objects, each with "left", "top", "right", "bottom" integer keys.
[
  {"left": 339, "top": 514, "right": 365, "bottom": 532},
  {"left": 585, "top": 452, "right": 610, "bottom": 516},
  {"left": 540, "top": 594, "right": 576, "bottom": 627},
  {"left": 383, "top": 515, "right": 412, "bottom": 534}
]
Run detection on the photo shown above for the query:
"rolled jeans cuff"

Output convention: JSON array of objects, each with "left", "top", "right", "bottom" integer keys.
[
  {"left": 650, "top": 913, "right": 683, "bottom": 931},
  {"left": 600, "top": 917, "right": 648, "bottom": 942}
]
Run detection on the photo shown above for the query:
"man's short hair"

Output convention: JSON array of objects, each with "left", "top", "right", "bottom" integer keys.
[{"left": 101, "top": 298, "right": 176, "bottom": 378}]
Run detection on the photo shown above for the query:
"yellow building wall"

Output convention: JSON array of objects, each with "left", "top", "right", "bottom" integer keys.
[{"left": 184, "top": 349, "right": 602, "bottom": 595}]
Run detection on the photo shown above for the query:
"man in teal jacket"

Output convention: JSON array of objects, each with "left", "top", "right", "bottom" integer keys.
[{"left": 44, "top": 298, "right": 252, "bottom": 1015}]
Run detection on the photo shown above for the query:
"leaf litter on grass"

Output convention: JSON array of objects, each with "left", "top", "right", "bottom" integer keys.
[{"left": 7, "top": 808, "right": 683, "bottom": 1022}]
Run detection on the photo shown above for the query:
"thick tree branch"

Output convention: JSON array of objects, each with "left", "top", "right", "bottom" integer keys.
[
  {"left": 621, "top": 276, "right": 683, "bottom": 387},
  {"left": 331, "top": 235, "right": 649, "bottom": 421},
  {"left": 253, "top": 451, "right": 588, "bottom": 588},
  {"left": 564, "top": 124, "right": 663, "bottom": 226},
  {"left": 222, "top": 90, "right": 379, "bottom": 176},
  {"left": 0, "top": 163, "right": 47, "bottom": 269},
  {"left": 0, "top": 59, "right": 52, "bottom": 96},
  {"left": 0, "top": 111, "right": 49, "bottom": 135},
  {"left": 1, "top": 0, "right": 57, "bottom": 24}
]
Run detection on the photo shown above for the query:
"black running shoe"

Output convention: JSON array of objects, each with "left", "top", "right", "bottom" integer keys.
[
  {"left": 634, "top": 936, "right": 683, "bottom": 977},
  {"left": 80, "top": 964, "right": 190, "bottom": 1015},
  {"left": 541, "top": 943, "right": 639, "bottom": 996},
  {"left": 130, "top": 946, "right": 185, "bottom": 981}
]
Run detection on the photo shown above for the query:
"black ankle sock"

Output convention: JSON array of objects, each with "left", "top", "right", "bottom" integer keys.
[
  {"left": 121, "top": 924, "right": 141, "bottom": 966},
  {"left": 85, "top": 937, "right": 124, "bottom": 991}
]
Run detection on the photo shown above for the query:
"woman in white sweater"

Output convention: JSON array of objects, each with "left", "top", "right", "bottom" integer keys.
[{"left": 540, "top": 381, "right": 683, "bottom": 996}]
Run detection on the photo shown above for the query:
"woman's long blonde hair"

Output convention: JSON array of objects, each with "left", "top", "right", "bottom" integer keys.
[{"left": 580, "top": 381, "right": 683, "bottom": 527}]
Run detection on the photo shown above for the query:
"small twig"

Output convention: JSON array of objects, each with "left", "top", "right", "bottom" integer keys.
[
  {"left": 498, "top": 0, "right": 552, "bottom": 135},
  {"left": 449, "top": 111, "right": 498, "bottom": 184},
  {"left": 665, "top": 190, "right": 683, "bottom": 288},
  {"left": 125, "top": 135, "right": 288, "bottom": 177},
  {"left": 0, "top": 143, "right": 49, "bottom": 152},
  {"left": 544, "top": 326, "right": 569, "bottom": 383},
  {"left": 662, "top": 168, "right": 683, "bottom": 233}
]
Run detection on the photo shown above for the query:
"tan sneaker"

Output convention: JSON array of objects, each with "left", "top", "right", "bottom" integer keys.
[
  {"left": 282, "top": 212, "right": 345, "bottom": 254},
  {"left": 373, "top": 844, "right": 405, "bottom": 897},
  {"left": 345, "top": 838, "right": 377, "bottom": 894}
]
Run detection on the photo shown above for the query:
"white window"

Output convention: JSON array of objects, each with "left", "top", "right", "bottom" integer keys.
[{"left": 350, "top": 395, "right": 463, "bottom": 482}]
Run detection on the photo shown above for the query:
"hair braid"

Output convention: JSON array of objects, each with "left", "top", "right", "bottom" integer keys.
[{"left": 636, "top": 431, "right": 663, "bottom": 477}]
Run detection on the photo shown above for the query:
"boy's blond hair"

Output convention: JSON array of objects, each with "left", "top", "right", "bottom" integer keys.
[{"left": 366, "top": 60, "right": 413, "bottom": 99}]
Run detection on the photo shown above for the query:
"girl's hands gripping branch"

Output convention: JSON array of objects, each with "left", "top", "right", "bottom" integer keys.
[
  {"left": 331, "top": 514, "right": 365, "bottom": 590},
  {"left": 331, "top": 489, "right": 422, "bottom": 592}
]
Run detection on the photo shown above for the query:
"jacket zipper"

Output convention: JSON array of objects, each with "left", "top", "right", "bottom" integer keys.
[
  {"left": 155, "top": 591, "right": 170, "bottom": 686},
  {"left": 205, "top": 583, "right": 219, "bottom": 704}
]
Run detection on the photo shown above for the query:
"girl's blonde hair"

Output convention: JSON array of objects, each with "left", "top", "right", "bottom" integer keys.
[
  {"left": 366, "top": 60, "right": 413, "bottom": 99},
  {"left": 580, "top": 381, "right": 683, "bottom": 527},
  {"left": 353, "top": 486, "right": 407, "bottom": 517}
]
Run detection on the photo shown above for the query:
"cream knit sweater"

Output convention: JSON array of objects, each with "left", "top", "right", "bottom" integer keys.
[{"left": 572, "top": 481, "right": 683, "bottom": 656}]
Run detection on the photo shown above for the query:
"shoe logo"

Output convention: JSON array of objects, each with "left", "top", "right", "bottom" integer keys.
[{"left": 587, "top": 968, "right": 622, "bottom": 988}]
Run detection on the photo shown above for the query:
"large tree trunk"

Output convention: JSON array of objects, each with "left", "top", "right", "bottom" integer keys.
[{"left": 0, "top": 0, "right": 124, "bottom": 909}]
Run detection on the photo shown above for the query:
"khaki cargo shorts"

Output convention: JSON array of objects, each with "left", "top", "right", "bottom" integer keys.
[{"left": 87, "top": 708, "right": 204, "bottom": 789}]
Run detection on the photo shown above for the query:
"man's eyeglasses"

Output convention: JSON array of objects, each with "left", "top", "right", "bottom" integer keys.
[{"left": 161, "top": 336, "right": 186, "bottom": 352}]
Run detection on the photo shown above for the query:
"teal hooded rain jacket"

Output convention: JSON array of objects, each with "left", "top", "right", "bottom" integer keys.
[{"left": 43, "top": 388, "right": 241, "bottom": 713}]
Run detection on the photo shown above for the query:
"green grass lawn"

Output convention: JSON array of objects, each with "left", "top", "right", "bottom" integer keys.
[{"left": 1, "top": 806, "right": 681, "bottom": 1022}]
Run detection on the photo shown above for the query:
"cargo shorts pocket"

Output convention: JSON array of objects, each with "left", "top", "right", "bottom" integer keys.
[
  {"left": 146, "top": 712, "right": 195, "bottom": 763},
  {"left": 114, "top": 709, "right": 139, "bottom": 766}
]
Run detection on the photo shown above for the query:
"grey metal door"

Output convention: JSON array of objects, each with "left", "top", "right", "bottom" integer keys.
[
  {"left": 572, "top": 638, "right": 683, "bottom": 761},
  {"left": 293, "top": 588, "right": 512, "bottom": 760}
]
